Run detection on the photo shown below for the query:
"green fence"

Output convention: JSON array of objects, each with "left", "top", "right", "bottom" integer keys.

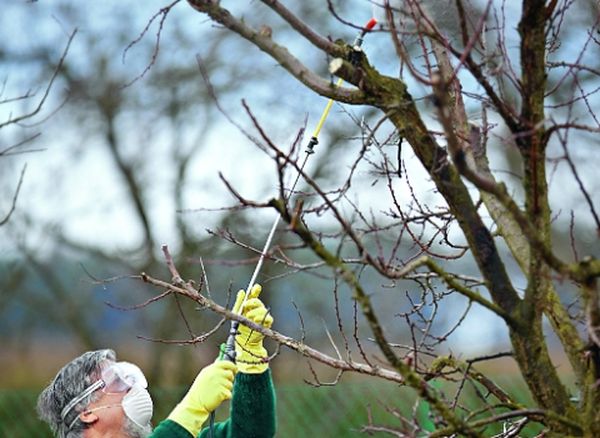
[{"left": 0, "top": 380, "right": 542, "bottom": 437}]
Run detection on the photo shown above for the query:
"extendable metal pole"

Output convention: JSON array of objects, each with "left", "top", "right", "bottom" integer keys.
[
  {"left": 209, "top": 17, "right": 377, "bottom": 438},
  {"left": 221, "top": 17, "right": 378, "bottom": 363}
]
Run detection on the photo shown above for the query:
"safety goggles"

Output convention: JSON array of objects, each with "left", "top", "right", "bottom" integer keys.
[{"left": 61, "top": 361, "right": 147, "bottom": 427}]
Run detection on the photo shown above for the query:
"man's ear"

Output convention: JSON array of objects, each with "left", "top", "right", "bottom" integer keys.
[{"left": 79, "top": 408, "right": 99, "bottom": 425}]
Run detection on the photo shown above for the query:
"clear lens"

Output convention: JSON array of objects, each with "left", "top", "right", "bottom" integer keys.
[{"left": 101, "top": 361, "right": 147, "bottom": 394}]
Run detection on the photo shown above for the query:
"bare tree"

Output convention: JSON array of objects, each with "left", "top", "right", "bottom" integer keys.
[
  {"left": 134, "top": 0, "right": 600, "bottom": 436},
  {"left": 0, "top": 30, "right": 75, "bottom": 226},
  {"left": 0, "top": 1, "right": 328, "bottom": 389}
]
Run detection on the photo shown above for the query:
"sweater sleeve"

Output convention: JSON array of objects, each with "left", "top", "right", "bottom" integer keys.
[{"left": 198, "top": 369, "right": 276, "bottom": 438}]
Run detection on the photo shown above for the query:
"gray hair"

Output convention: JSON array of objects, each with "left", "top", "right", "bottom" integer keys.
[{"left": 37, "top": 349, "right": 116, "bottom": 437}]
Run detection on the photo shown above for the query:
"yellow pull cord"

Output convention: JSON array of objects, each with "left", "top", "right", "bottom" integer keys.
[{"left": 311, "top": 77, "right": 345, "bottom": 138}]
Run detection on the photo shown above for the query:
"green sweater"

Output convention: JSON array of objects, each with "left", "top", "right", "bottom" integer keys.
[{"left": 150, "top": 370, "right": 276, "bottom": 438}]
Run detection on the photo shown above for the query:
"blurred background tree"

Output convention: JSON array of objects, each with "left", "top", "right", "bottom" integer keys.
[{"left": 0, "top": 1, "right": 337, "bottom": 388}]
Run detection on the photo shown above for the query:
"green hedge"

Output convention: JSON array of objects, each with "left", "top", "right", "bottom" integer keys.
[{"left": 0, "top": 379, "right": 542, "bottom": 437}]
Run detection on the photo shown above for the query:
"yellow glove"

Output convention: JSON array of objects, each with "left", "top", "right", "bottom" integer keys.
[
  {"left": 167, "top": 360, "right": 237, "bottom": 436},
  {"left": 233, "top": 283, "right": 274, "bottom": 374}
]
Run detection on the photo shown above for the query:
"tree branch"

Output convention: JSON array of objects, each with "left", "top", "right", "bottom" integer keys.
[
  {"left": 259, "top": 0, "right": 340, "bottom": 55},
  {"left": 430, "top": 408, "right": 582, "bottom": 437},
  {"left": 139, "top": 269, "right": 405, "bottom": 383},
  {"left": 0, "top": 30, "right": 76, "bottom": 129},
  {"left": 187, "top": 0, "right": 367, "bottom": 104},
  {"left": 0, "top": 164, "right": 26, "bottom": 226}
]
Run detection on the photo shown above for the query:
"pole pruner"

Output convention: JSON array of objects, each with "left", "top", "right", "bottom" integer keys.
[
  {"left": 208, "top": 16, "right": 377, "bottom": 437},
  {"left": 221, "top": 15, "right": 378, "bottom": 363}
]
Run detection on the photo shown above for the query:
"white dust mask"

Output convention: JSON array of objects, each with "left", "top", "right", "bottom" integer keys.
[{"left": 122, "top": 385, "right": 153, "bottom": 427}]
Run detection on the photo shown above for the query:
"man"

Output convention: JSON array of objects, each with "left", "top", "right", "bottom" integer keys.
[{"left": 37, "top": 284, "right": 276, "bottom": 438}]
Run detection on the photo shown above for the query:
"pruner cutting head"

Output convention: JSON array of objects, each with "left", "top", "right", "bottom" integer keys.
[
  {"left": 354, "top": 17, "right": 378, "bottom": 47},
  {"left": 351, "top": 18, "right": 378, "bottom": 64},
  {"left": 363, "top": 18, "right": 378, "bottom": 34}
]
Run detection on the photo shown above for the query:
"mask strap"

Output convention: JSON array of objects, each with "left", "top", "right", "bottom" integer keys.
[
  {"left": 67, "top": 403, "right": 122, "bottom": 430},
  {"left": 61, "top": 379, "right": 105, "bottom": 427}
]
